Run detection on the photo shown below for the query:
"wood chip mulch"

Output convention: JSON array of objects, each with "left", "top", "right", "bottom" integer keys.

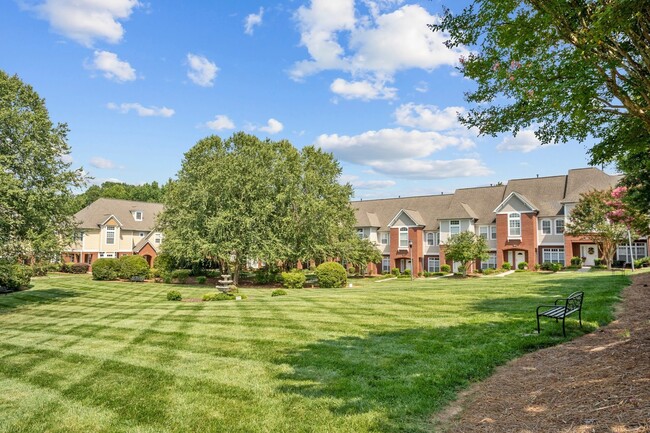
[{"left": 433, "top": 272, "right": 650, "bottom": 433}]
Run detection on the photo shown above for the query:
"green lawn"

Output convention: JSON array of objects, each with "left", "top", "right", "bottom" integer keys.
[{"left": 0, "top": 271, "right": 629, "bottom": 433}]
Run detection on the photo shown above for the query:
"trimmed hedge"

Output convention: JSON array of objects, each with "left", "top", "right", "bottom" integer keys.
[
  {"left": 315, "top": 262, "right": 347, "bottom": 288},
  {"left": 0, "top": 262, "right": 32, "bottom": 291},
  {"left": 271, "top": 289, "right": 287, "bottom": 297},
  {"left": 281, "top": 270, "right": 306, "bottom": 289},
  {"left": 167, "top": 290, "right": 182, "bottom": 301},
  {"left": 118, "top": 255, "right": 149, "bottom": 279},
  {"left": 440, "top": 264, "right": 451, "bottom": 273},
  {"left": 92, "top": 258, "right": 120, "bottom": 280},
  {"left": 171, "top": 269, "right": 191, "bottom": 284}
]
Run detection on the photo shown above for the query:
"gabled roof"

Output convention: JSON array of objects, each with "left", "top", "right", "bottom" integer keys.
[
  {"left": 352, "top": 194, "right": 454, "bottom": 231},
  {"left": 494, "top": 191, "right": 539, "bottom": 214},
  {"left": 502, "top": 174, "right": 567, "bottom": 217},
  {"left": 441, "top": 184, "right": 506, "bottom": 223},
  {"left": 100, "top": 214, "right": 123, "bottom": 227},
  {"left": 562, "top": 167, "right": 621, "bottom": 203},
  {"left": 387, "top": 209, "right": 426, "bottom": 227},
  {"left": 75, "top": 198, "right": 164, "bottom": 231},
  {"left": 133, "top": 231, "right": 161, "bottom": 254}
]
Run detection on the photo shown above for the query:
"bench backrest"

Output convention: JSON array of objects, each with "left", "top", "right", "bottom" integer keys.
[{"left": 565, "top": 291, "right": 584, "bottom": 312}]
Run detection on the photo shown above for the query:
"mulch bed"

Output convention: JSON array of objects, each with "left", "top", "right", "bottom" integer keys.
[{"left": 433, "top": 272, "right": 650, "bottom": 433}]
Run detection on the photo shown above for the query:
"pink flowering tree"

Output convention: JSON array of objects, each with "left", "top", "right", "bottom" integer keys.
[{"left": 566, "top": 189, "right": 630, "bottom": 269}]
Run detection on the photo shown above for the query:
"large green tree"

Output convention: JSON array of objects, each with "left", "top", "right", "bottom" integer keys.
[
  {"left": 0, "top": 70, "right": 84, "bottom": 262},
  {"left": 443, "top": 231, "right": 489, "bottom": 276},
  {"left": 431, "top": 1, "right": 650, "bottom": 210},
  {"left": 158, "top": 132, "right": 356, "bottom": 284}
]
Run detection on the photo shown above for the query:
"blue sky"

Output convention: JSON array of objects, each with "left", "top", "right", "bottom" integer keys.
[{"left": 0, "top": 0, "right": 600, "bottom": 199}]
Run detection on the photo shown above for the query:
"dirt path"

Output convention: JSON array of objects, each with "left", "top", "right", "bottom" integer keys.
[{"left": 433, "top": 272, "right": 650, "bottom": 433}]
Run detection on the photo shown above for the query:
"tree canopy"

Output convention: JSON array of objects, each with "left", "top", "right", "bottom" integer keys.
[
  {"left": 72, "top": 180, "right": 169, "bottom": 213},
  {"left": 443, "top": 231, "right": 489, "bottom": 276},
  {"left": 158, "top": 132, "right": 356, "bottom": 283},
  {"left": 0, "top": 70, "right": 84, "bottom": 262},
  {"left": 431, "top": 1, "right": 650, "bottom": 210}
]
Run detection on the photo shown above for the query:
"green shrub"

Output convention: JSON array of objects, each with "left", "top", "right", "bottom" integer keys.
[
  {"left": 171, "top": 269, "right": 191, "bottom": 284},
  {"left": 482, "top": 268, "right": 495, "bottom": 275},
  {"left": 167, "top": 290, "right": 182, "bottom": 301},
  {"left": 540, "top": 262, "right": 562, "bottom": 271},
  {"left": 281, "top": 270, "right": 306, "bottom": 289},
  {"left": 255, "top": 267, "right": 280, "bottom": 284},
  {"left": 423, "top": 271, "right": 430, "bottom": 277},
  {"left": 162, "top": 273, "right": 172, "bottom": 284},
  {"left": 153, "top": 253, "right": 175, "bottom": 273},
  {"left": 570, "top": 256, "right": 583, "bottom": 266},
  {"left": 117, "top": 255, "right": 149, "bottom": 279},
  {"left": 92, "top": 258, "right": 120, "bottom": 280},
  {"left": 391, "top": 267, "right": 400, "bottom": 276},
  {"left": 60, "top": 262, "right": 73, "bottom": 273},
  {"left": 196, "top": 276, "right": 207, "bottom": 284},
  {"left": 634, "top": 257, "right": 650, "bottom": 268},
  {"left": 534, "top": 263, "right": 541, "bottom": 271},
  {"left": 315, "top": 262, "right": 347, "bottom": 288},
  {"left": 403, "top": 269, "right": 412, "bottom": 277},
  {"left": 0, "top": 262, "right": 32, "bottom": 291},
  {"left": 203, "top": 292, "right": 240, "bottom": 301},
  {"left": 440, "top": 264, "right": 451, "bottom": 273},
  {"left": 593, "top": 258, "right": 602, "bottom": 266},
  {"left": 150, "top": 268, "right": 161, "bottom": 278},
  {"left": 70, "top": 263, "right": 90, "bottom": 274},
  {"left": 271, "top": 289, "right": 287, "bottom": 297},
  {"left": 31, "top": 263, "right": 49, "bottom": 276},
  {"left": 517, "top": 261, "right": 528, "bottom": 270},
  {"left": 501, "top": 262, "right": 512, "bottom": 270}
]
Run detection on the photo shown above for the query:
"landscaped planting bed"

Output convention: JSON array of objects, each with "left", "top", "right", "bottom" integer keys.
[{"left": 0, "top": 272, "right": 628, "bottom": 433}]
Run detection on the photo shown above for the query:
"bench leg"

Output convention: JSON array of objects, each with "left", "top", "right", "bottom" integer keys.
[
  {"left": 562, "top": 317, "right": 566, "bottom": 337},
  {"left": 579, "top": 310, "right": 582, "bottom": 328},
  {"left": 536, "top": 315, "right": 541, "bottom": 334}
]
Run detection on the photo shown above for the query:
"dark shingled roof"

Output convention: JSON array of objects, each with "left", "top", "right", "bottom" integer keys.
[
  {"left": 74, "top": 198, "right": 163, "bottom": 230},
  {"left": 503, "top": 175, "right": 568, "bottom": 217},
  {"left": 562, "top": 167, "right": 622, "bottom": 203},
  {"left": 441, "top": 185, "right": 507, "bottom": 224}
]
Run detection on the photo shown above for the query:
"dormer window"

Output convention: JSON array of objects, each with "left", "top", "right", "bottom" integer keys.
[{"left": 134, "top": 211, "right": 143, "bottom": 221}]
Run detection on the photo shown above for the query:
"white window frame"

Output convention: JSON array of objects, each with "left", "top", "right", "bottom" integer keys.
[
  {"left": 481, "top": 252, "right": 497, "bottom": 270},
  {"left": 555, "top": 219, "right": 565, "bottom": 234},
  {"left": 380, "top": 232, "right": 389, "bottom": 245},
  {"left": 154, "top": 233, "right": 162, "bottom": 244},
  {"left": 399, "top": 227, "right": 409, "bottom": 249},
  {"left": 450, "top": 220, "right": 460, "bottom": 236},
  {"left": 356, "top": 228, "right": 365, "bottom": 239},
  {"left": 542, "top": 248, "right": 565, "bottom": 264},
  {"left": 381, "top": 257, "right": 390, "bottom": 273},
  {"left": 105, "top": 226, "right": 115, "bottom": 245},
  {"left": 479, "top": 226, "right": 489, "bottom": 239},
  {"left": 426, "top": 232, "right": 435, "bottom": 245},
  {"left": 616, "top": 243, "right": 647, "bottom": 263},
  {"left": 508, "top": 213, "right": 521, "bottom": 238},
  {"left": 490, "top": 225, "right": 497, "bottom": 240},
  {"left": 134, "top": 211, "right": 143, "bottom": 221},
  {"left": 427, "top": 257, "right": 440, "bottom": 273},
  {"left": 541, "top": 219, "right": 551, "bottom": 235},
  {"left": 99, "top": 252, "right": 115, "bottom": 259}
]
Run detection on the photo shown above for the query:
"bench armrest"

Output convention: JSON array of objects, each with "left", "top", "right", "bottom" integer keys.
[
  {"left": 553, "top": 298, "right": 569, "bottom": 305},
  {"left": 537, "top": 304, "right": 562, "bottom": 314}
]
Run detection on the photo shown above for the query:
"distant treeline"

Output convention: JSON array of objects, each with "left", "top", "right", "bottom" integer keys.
[{"left": 72, "top": 180, "right": 172, "bottom": 213}]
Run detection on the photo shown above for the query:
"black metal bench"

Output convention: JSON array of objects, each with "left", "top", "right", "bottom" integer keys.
[{"left": 536, "top": 291, "right": 584, "bottom": 337}]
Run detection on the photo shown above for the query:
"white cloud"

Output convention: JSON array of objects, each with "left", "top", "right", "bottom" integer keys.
[
  {"left": 186, "top": 53, "right": 218, "bottom": 87},
  {"left": 415, "top": 81, "right": 428, "bottom": 93},
  {"left": 394, "top": 103, "right": 465, "bottom": 131},
  {"left": 88, "top": 50, "right": 136, "bottom": 82},
  {"left": 28, "top": 0, "right": 140, "bottom": 46},
  {"left": 291, "top": 2, "right": 468, "bottom": 97},
  {"left": 206, "top": 115, "right": 235, "bottom": 131},
  {"left": 496, "top": 129, "right": 558, "bottom": 153},
  {"left": 315, "top": 128, "right": 474, "bottom": 164},
  {"left": 244, "top": 7, "right": 264, "bottom": 35},
  {"left": 330, "top": 77, "right": 397, "bottom": 100},
  {"left": 107, "top": 102, "right": 174, "bottom": 117},
  {"left": 368, "top": 159, "right": 493, "bottom": 179},
  {"left": 344, "top": 176, "right": 396, "bottom": 189},
  {"left": 90, "top": 157, "right": 116, "bottom": 169},
  {"left": 259, "top": 118, "right": 284, "bottom": 134}
]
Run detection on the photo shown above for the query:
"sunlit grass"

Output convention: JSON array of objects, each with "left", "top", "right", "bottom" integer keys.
[{"left": 0, "top": 271, "right": 629, "bottom": 432}]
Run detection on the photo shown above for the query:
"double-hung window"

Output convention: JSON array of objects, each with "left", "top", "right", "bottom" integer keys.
[
  {"left": 399, "top": 227, "right": 409, "bottom": 248},
  {"left": 426, "top": 232, "right": 435, "bottom": 245},
  {"left": 479, "top": 226, "right": 489, "bottom": 239},
  {"left": 134, "top": 211, "right": 143, "bottom": 221},
  {"left": 481, "top": 253, "right": 497, "bottom": 270},
  {"left": 508, "top": 213, "right": 521, "bottom": 237},
  {"left": 357, "top": 228, "right": 365, "bottom": 239},
  {"left": 154, "top": 233, "right": 162, "bottom": 244},
  {"left": 616, "top": 243, "right": 647, "bottom": 262},
  {"left": 555, "top": 219, "right": 564, "bottom": 234},
  {"left": 105, "top": 226, "right": 115, "bottom": 245},
  {"left": 541, "top": 220, "right": 551, "bottom": 234},
  {"left": 380, "top": 232, "right": 389, "bottom": 245},
  {"left": 382, "top": 257, "right": 390, "bottom": 273},
  {"left": 427, "top": 257, "right": 440, "bottom": 272},
  {"left": 450, "top": 220, "right": 460, "bottom": 237}
]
